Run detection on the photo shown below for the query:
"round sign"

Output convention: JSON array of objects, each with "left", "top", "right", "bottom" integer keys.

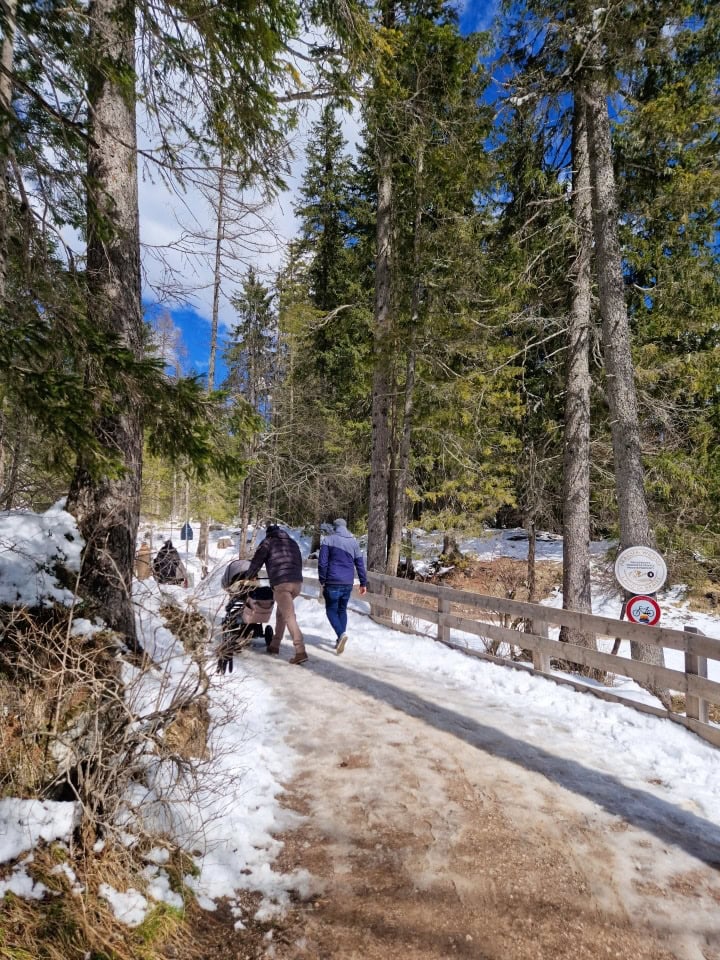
[
  {"left": 614, "top": 546, "right": 667, "bottom": 594},
  {"left": 626, "top": 594, "right": 661, "bottom": 626}
]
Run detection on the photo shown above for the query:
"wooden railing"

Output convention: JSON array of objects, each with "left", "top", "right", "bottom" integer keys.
[{"left": 301, "top": 571, "right": 720, "bottom": 748}]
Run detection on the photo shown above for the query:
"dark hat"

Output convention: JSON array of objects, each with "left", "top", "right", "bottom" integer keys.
[
  {"left": 333, "top": 518, "right": 347, "bottom": 529},
  {"left": 265, "top": 523, "right": 280, "bottom": 536}
]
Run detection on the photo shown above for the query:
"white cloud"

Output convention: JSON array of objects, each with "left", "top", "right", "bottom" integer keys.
[{"left": 137, "top": 100, "right": 364, "bottom": 330}]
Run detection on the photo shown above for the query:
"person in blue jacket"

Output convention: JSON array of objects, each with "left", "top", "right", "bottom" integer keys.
[{"left": 318, "top": 518, "right": 367, "bottom": 655}]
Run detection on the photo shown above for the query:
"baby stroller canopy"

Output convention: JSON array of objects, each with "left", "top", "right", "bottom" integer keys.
[{"left": 221, "top": 558, "right": 251, "bottom": 590}]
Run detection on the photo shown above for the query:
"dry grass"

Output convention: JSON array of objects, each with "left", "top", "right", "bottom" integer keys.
[
  {"left": 385, "top": 558, "right": 563, "bottom": 659},
  {"left": 448, "top": 557, "right": 563, "bottom": 602},
  {"left": 0, "top": 607, "right": 121, "bottom": 800},
  {"left": 0, "top": 599, "right": 216, "bottom": 959},
  {"left": 159, "top": 602, "right": 210, "bottom": 655},
  {"left": 670, "top": 694, "right": 720, "bottom": 723},
  {"left": 0, "top": 842, "right": 187, "bottom": 960},
  {"left": 163, "top": 698, "right": 211, "bottom": 761}
]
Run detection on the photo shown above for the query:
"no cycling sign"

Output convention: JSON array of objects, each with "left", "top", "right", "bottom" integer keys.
[
  {"left": 614, "top": 546, "right": 667, "bottom": 596},
  {"left": 625, "top": 594, "right": 661, "bottom": 626}
]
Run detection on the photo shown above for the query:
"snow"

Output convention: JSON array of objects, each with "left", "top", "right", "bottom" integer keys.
[
  {"left": 0, "top": 800, "right": 79, "bottom": 901},
  {"left": 0, "top": 799, "right": 80, "bottom": 863},
  {"left": 2, "top": 509, "right": 720, "bottom": 930},
  {"left": 98, "top": 883, "right": 149, "bottom": 927},
  {"left": 0, "top": 502, "right": 84, "bottom": 607}
]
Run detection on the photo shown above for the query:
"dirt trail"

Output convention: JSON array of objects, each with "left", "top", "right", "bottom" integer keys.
[{"left": 180, "top": 630, "right": 720, "bottom": 960}]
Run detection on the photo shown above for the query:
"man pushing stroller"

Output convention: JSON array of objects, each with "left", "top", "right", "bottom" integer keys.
[{"left": 222, "top": 524, "right": 307, "bottom": 667}]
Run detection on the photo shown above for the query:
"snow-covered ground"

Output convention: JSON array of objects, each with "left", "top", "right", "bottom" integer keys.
[{"left": 1, "top": 508, "right": 720, "bottom": 929}]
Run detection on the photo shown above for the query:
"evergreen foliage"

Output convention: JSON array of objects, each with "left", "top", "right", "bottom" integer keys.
[{"left": 0, "top": 0, "right": 718, "bottom": 589}]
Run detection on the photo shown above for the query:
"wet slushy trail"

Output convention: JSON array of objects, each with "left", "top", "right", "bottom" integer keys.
[
  {"left": 182, "top": 590, "right": 720, "bottom": 960},
  {"left": 242, "top": 617, "right": 720, "bottom": 960}
]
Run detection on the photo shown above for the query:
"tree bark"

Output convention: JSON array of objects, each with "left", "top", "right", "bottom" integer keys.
[
  {"left": 560, "top": 80, "right": 595, "bottom": 651},
  {"left": 238, "top": 473, "right": 252, "bottom": 558},
  {"left": 527, "top": 518, "right": 537, "bottom": 603},
  {"left": 386, "top": 141, "right": 422, "bottom": 579},
  {"left": 196, "top": 153, "right": 226, "bottom": 570},
  {"left": 0, "top": 0, "right": 16, "bottom": 305},
  {"left": 67, "top": 0, "right": 143, "bottom": 646},
  {"left": 585, "top": 63, "right": 666, "bottom": 689},
  {"left": 208, "top": 153, "right": 225, "bottom": 392},
  {"left": 386, "top": 347, "right": 414, "bottom": 577},
  {"left": 367, "top": 132, "right": 394, "bottom": 573}
]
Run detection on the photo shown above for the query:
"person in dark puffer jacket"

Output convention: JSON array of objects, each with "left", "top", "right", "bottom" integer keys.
[
  {"left": 245, "top": 525, "right": 307, "bottom": 663},
  {"left": 318, "top": 518, "right": 367, "bottom": 655}
]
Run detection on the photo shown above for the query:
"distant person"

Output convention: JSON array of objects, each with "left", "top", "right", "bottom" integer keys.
[
  {"left": 318, "top": 518, "right": 367, "bottom": 655},
  {"left": 152, "top": 540, "right": 186, "bottom": 585},
  {"left": 244, "top": 525, "right": 307, "bottom": 664}
]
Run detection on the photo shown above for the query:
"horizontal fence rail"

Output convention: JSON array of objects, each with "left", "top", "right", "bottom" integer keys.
[{"left": 301, "top": 571, "right": 720, "bottom": 749}]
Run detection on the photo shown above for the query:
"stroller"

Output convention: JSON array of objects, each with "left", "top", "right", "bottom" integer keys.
[{"left": 216, "top": 559, "right": 275, "bottom": 674}]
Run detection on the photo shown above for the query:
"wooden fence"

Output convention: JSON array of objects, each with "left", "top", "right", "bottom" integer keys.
[{"left": 301, "top": 570, "right": 720, "bottom": 748}]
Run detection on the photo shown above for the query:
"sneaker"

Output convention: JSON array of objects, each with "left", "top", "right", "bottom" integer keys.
[
  {"left": 335, "top": 633, "right": 348, "bottom": 656},
  {"left": 290, "top": 651, "right": 309, "bottom": 665}
]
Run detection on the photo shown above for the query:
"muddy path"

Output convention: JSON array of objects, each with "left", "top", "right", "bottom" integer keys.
[{"left": 179, "top": 628, "right": 720, "bottom": 960}]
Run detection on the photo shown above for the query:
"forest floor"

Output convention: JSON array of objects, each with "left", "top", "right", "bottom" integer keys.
[{"left": 170, "top": 609, "right": 720, "bottom": 960}]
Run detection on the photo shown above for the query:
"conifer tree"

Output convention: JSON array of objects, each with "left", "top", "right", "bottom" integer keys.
[
  {"left": 366, "top": 0, "right": 397, "bottom": 573},
  {"left": 363, "top": 0, "right": 497, "bottom": 570},
  {"left": 1, "top": 0, "right": 366, "bottom": 637},
  {"left": 561, "top": 83, "right": 594, "bottom": 647}
]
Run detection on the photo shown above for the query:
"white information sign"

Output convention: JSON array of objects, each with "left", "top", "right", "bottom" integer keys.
[{"left": 614, "top": 546, "right": 667, "bottom": 595}]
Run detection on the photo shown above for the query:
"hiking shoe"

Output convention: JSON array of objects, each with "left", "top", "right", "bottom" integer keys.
[
  {"left": 290, "top": 651, "right": 309, "bottom": 665},
  {"left": 335, "top": 633, "right": 348, "bottom": 656},
  {"left": 266, "top": 647, "right": 279, "bottom": 656}
]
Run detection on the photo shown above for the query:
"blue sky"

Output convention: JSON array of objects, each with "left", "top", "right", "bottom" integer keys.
[
  {"left": 146, "top": 0, "right": 500, "bottom": 379},
  {"left": 459, "top": 0, "right": 499, "bottom": 33},
  {"left": 144, "top": 301, "right": 229, "bottom": 385}
]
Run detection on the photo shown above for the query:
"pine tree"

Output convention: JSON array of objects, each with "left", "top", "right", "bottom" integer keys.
[
  {"left": 363, "top": 0, "right": 497, "bottom": 570},
  {"left": 561, "top": 83, "right": 595, "bottom": 648},
  {"left": 66, "top": 0, "right": 145, "bottom": 642}
]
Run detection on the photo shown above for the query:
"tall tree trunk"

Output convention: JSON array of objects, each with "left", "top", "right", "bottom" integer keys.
[
  {"left": 1, "top": 424, "right": 20, "bottom": 510},
  {"left": 67, "top": 0, "right": 143, "bottom": 645},
  {"left": 238, "top": 474, "right": 252, "bottom": 558},
  {"left": 0, "top": 0, "right": 16, "bottom": 305},
  {"left": 0, "top": 0, "right": 17, "bottom": 495},
  {"left": 367, "top": 3, "right": 396, "bottom": 574},
  {"left": 386, "top": 143, "right": 423, "bottom": 579},
  {"left": 386, "top": 347, "right": 415, "bottom": 577},
  {"left": 367, "top": 142, "right": 394, "bottom": 573},
  {"left": 196, "top": 153, "right": 226, "bottom": 570},
  {"left": 560, "top": 80, "right": 595, "bottom": 650},
  {"left": 208, "top": 153, "right": 225, "bottom": 392},
  {"left": 526, "top": 518, "right": 537, "bottom": 604},
  {"left": 195, "top": 517, "right": 209, "bottom": 571},
  {"left": 585, "top": 64, "right": 667, "bottom": 691}
]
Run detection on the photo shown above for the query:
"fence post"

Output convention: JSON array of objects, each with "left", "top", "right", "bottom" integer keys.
[
  {"left": 438, "top": 594, "right": 451, "bottom": 644},
  {"left": 532, "top": 621, "right": 551, "bottom": 673},
  {"left": 684, "top": 625, "right": 709, "bottom": 723}
]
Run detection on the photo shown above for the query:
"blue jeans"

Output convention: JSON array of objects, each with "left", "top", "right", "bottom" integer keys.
[{"left": 323, "top": 583, "right": 353, "bottom": 638}]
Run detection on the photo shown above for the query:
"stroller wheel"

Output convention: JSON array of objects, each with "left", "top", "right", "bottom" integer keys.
[{"left": 264, "top": 625, "right": 274, "bottom": 650}]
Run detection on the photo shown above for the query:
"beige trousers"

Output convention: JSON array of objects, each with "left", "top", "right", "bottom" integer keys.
[{"left": 270, "top": 581, "right": 304, "bottom": 654}]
